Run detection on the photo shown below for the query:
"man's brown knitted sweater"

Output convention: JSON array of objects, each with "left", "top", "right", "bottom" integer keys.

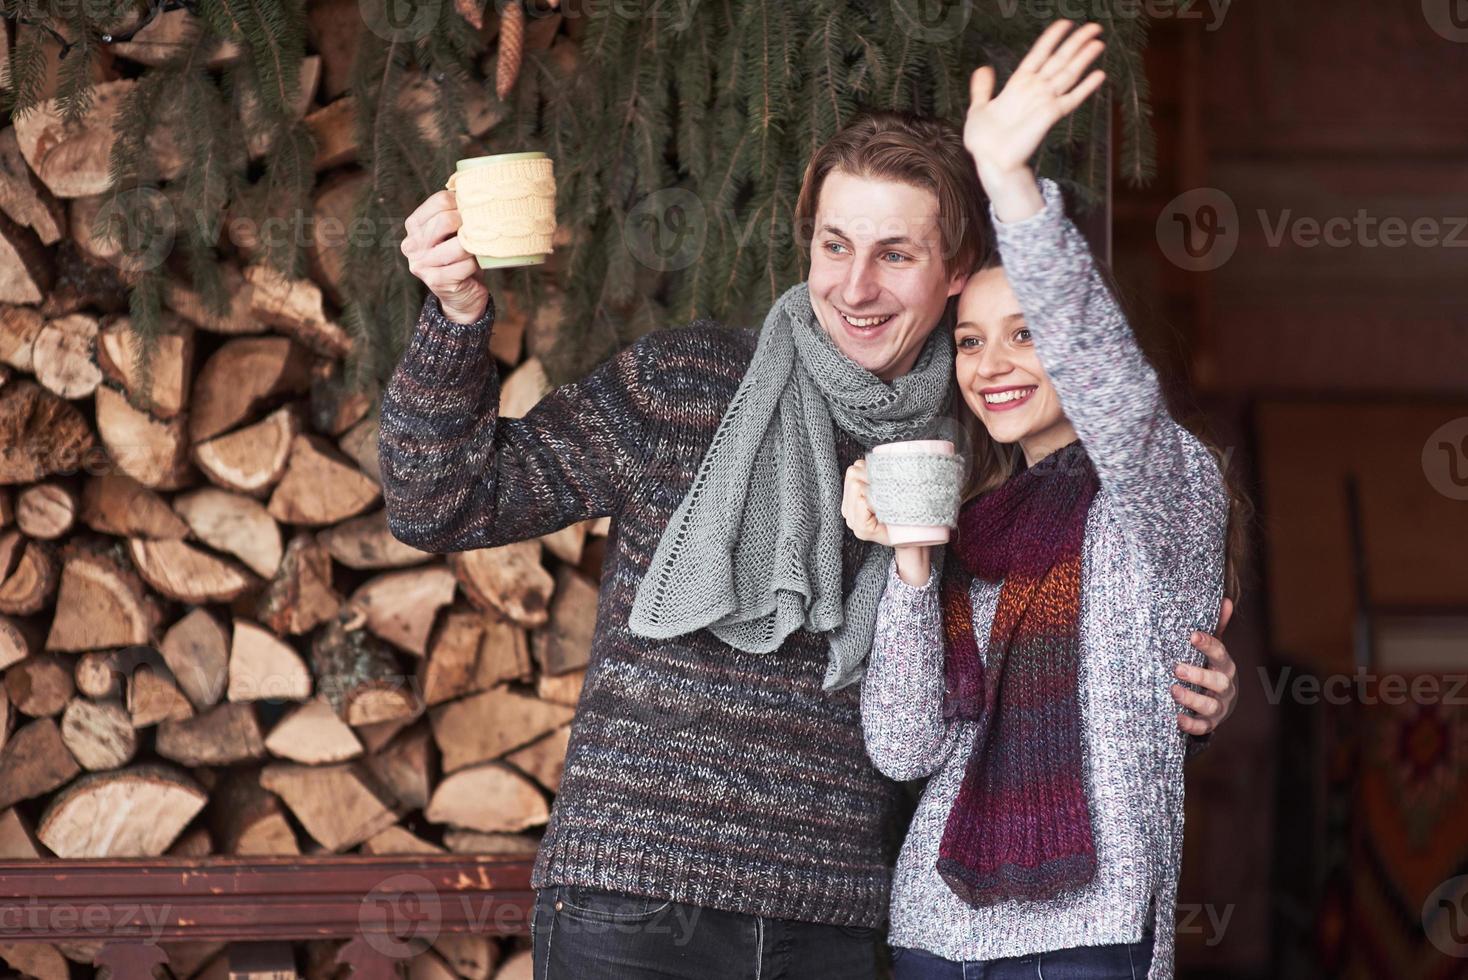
[{"left": 378, "top": 292, "right": 904, "bottom": 928}]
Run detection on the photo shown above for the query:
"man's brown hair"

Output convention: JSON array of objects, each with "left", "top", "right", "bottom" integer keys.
[{"left": 794, "top": 109, "right": 991, "bottom": 281}]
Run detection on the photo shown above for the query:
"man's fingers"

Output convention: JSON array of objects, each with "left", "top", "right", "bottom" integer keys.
[
  {"left": 1177, "top": 712, "right": 1212, "bottom": 736},
  {"left": 1191, "top": 629, "right": 1235, "bottom": 675},
  {"left": 1174, "top": 662, "right": 1230, "bottom": 695},
  {"left": 404, "top": 190, "right": 454, "bottom": 238},
  {"left": 1172, "top": 684, "right": 1221, "bottom": 718},
  {"left": 1016, "top": 19, "right": 1076, "bottom": 76}
]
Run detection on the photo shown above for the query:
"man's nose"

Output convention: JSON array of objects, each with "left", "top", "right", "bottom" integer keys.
[{"left": 841, "top": 258, "right": 881, "bottom": 307}]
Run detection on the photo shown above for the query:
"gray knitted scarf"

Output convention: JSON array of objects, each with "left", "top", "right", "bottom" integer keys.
[{"left": 628, "top": 280, "right": 954, "bottom": 691}]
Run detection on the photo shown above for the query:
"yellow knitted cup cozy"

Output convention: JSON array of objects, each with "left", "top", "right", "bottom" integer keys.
[{"left": 445, "top": 152, "right": 557, "bottom": 269}]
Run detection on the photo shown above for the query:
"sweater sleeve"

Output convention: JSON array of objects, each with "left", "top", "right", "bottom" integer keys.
[
  {"left": 859, "top": 555, "right": 963, "bottom": 781},
  {"left": 991, "top": 179, "right": 1229, "bottom": 583},
  {"left": 378, "top": 291, "right": 663, "bottom": 553}
]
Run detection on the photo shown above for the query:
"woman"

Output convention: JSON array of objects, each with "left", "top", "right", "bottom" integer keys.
[{"left": 842, "top": 22, "right": 1236, "bottom": 980}]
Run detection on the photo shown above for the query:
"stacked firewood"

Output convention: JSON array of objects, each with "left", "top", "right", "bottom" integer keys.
[{"left": 0, "top": 5, "right": 588, "bottom": 978}]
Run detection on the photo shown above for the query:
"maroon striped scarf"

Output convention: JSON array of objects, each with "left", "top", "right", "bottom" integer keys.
[{"left": 936, "top": 439, "right": 1101, "bottom": 907}]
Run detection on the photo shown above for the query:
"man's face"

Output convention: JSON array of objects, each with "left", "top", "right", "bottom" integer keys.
[{"left": 806, "top": 170, "right": 968, "bottom": 382}]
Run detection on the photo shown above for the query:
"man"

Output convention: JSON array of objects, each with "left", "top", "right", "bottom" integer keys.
[{"left": 384, "top": 101, "right": 1238, "bottom": 980}]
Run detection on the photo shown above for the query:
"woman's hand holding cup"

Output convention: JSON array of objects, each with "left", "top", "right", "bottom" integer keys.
[
  {"left": 402, "top": 190, "right": 491, "bottom": 326},
  {"left": 842, "top": 459, "right": 933, "bottom": 588}
]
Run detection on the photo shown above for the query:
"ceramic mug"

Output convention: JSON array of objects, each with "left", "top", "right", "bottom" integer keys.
[
  {"left": 867, "top": 439, "right": 960, "bottom": 547},
  {"left": 445, "top": 151, "right": 557, "bottom": 269}
]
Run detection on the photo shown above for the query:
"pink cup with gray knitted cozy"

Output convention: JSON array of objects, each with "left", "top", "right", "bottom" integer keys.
[{"left": 867, "top": 439, "right": 959, "bottom": 547}]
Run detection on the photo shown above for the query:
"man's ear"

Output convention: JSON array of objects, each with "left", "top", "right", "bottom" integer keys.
[{"left": 947, "top": 270, "right": 971, "bottom": 298}]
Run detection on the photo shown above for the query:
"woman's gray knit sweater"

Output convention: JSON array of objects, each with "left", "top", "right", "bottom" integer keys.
[{"left": 861, "top": 179, "right": 1228, "bottom": 979}]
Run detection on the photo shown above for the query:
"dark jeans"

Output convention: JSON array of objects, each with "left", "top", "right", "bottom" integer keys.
[
  {"left": 891, "top": 930, "right": 1154, "bottom": 980},
  {"left": 530, "top": 884, "right": 883, "bottom": 979}
]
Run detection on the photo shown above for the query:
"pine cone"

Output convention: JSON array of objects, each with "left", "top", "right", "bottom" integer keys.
[{"left": 496, "top": 1, "right": 526, "bottom": 102}]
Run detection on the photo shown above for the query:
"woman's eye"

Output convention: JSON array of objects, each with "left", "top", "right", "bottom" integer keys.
[
  {"left": 957, "top": 336, "right": 980, "bottom": 350},
  {"left": 1015, "top": 328, "right": 1033, "bottom": 343}
]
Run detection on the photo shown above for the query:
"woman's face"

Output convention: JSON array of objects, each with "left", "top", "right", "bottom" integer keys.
[{"left": 953, "top": 266, "right": 1073, "bottom": 458}]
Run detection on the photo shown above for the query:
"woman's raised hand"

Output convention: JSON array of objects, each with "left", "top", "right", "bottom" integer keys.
[
  {"left": 963, "top": 20, "right": 1107, "bottom": 216},
  {"left": 402, "top": 190, "right": 491, "bottom": 325}
]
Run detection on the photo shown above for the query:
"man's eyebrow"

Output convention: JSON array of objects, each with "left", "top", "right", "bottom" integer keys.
[{"left": 819, "top": 224, "right": 932, "bottom": 249}]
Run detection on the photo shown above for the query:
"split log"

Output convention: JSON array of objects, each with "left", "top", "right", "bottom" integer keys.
[
  {"left": 421, "top": 610, "right": 529, "bottom": 706},
  {"left": 499, "top": 357, "right": 549, "bottom": 419},
  {"left": 0, "top": 718, "right": 80, "bottom": 809},
  {"left": 0, "top": 127, "right": 65, "bottom": 245},
  {"left": 531, "top": 567, "right": 597, "bottom": 675},
  {"left": 159, "top": 607, "right": 230, "bottom": 709},
  {"left": 37, "top": 764, "right": 207, "bottom": 857},
  {"left": 108, "top": 7, "right": 241, "bottom": 67},
  {"left": 31, "top": 314, "right": 101, "bottom": 399},
  {"left": 209, "top": 768, "right": 300, "bottom": 856},
  {"left": 158, "top": 941, "right": 226, "bottom": 980},
  {"left": 155, "top": 702, "right": 266, "bottom": 766},
  {"left": 0, "top": 807, "right": 45, "bottom": 858},
  {"left": 536, "top": 667, "right": 585, "bottom": 707},
  {"left": 245, "top": 263, "right": 352, "bottom": 358},
  {"left": 94, "top": 384, "right": 194, "bottom": 489},
  {"left": 0, "top": 534, "right": 58, "bottom": 615},
  {"left": 44, "top": 540, "right": 160, "bottom": 651},
  {"left": 59, "top": 698, "right": 137, "bottom": 770},
  {"left": 128, "top": 537, "right": 258, "bottom": 603},
  {"left": 75, "top": 651, "right": 123, "bottom": 699},
  {"left": 192, "top": 404, "right": 300, "bottom": 496},
  {"left": 362, "top": 722, "right": 431, "bottom": 813},
  {"left": 441, "top": 830, "right": 540, "bottom": 856},
  {"left": 15, "top": 481, "right": 77, "bottom": 539},
  {"left": 353, "top": 716, "right": 412, "bottom": 754},
  {"left": 259, "top": 762, "right": 398, "bottom": 852},
  {"left": 5, "top": 653, "right": 74, "bottom": 716},
  {"left": 0, "top": 305, "right": 44, "bottom": 371},
  {"left": 310, "top": 614, "right": 420, "bottom": 725},
  {"left": 0, "top": 209, "right": 51, "bottom": 304},
  {"left": 0, "top": 943, "right": 69, "bottom": 980},
  {"left": 256, "top": 532, "right": 341, "bottom": 635},
  {"left": 319, "top": 509, "right": 431, "bottom": 570},
  {"left": 429, "top": 687, "right": 573, "bottom": 774},
  {"left": 337, "top": 413, "right": 380, "bottom": 483},
  {"left": 128, "top": 663, "right": 195, "bottom": 727},
  {"left": 166, "top": 826, "right": 214, "bottom": 858},
  {"left": 0, "top": 616, "right": 35, "bottom": 674},
  {"left": 305, "top": 0, "right": 360, "bottom": 101},
  {"left": 539, "top": 519, "right": 588, "bottom": 565},
  {"left": 36, "top": 241, "right": 128, "bottom": 319},
  {"left": 424, "top": 763, "right": 548, "bottom": 833},
  {"left": 495, "top": 951, "right": 533, "bottom": 980},
  {"left": 97, "top": 314, "right": 194, "bottom": 418},
  {"left": 189, "top": 336, "right": 312, "bottom": 442},
  {"left": 172, "top": 487, "right": 283, "bottom": 578},
  {"left": 11, "top": 81, "right": 136, "bottom": 197},
  {"left": 263, "top": 697, "right": 363, "bottom": 764},
  {"left": 304, "top": 96, "right": 356, "bottom": 171},
  {"left": 505, "top": 725, "right": 570, "bottom": 793},
  {"left": 164, "top": 266, "right": 265, "bottom": 336},
  {"left": 309, "top": 361, "right": 374, "bottom": 437},
  {"left": 432, "top": 936, "right": 499, "bottom": 980},
  {"left": 451, "top": 540, "right": 554, "bottom": 628},
  {"left": 79, "top": 472, "right": 190, "bottom": 539},
  {"left": 240, "top": 56, "right": 321, "bottom": 158},
  {"left": 361, "top": 826, "right": 443, "bottom": 855},
  {"left": 308, "top": 172, "right": 367, "bottom": 305},
  {"left": 0, "top": 380, "right": 96, "bottom": 483},
  {"left": 410, "top": 949, "right": 456, "bottom": 980},
  {"left": 228, "top": 619, "right": 312, "bottom": 703},
  {"left": 349, "top": 565, "right": 456, "bottom": 656},
  {"left": 267, "top": 433, "right": 381, "bottom": 525}
]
